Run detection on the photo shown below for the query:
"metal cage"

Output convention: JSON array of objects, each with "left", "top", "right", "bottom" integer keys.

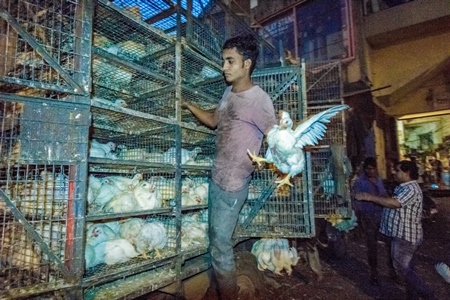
[
  {"left": 0, "top": 0, "right": 92, "bottom": 99},
  {"left": 0, "top": 98, "right": 89, "bottom": 298}
]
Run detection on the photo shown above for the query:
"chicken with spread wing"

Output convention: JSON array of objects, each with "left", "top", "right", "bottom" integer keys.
[{"left": 248, "top": 105, "right": 348, "bottom": 188}]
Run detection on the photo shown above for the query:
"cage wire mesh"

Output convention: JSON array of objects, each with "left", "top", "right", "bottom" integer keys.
[
  {"left": 84, "top": 263, "right": 177, "bottom": 300},
  {"left": 89, "top": 115, "right": 179, "bottom": 162},
  {"left": 252, "top": 66, "right": 304, "bottom": 122},
  {"left": 180, "top": 127, "right": 215, "bottom": 167},
  {"left": 15, "top": 101, "right": 90, "bottom": 162},
  {"left": 86, "top": 169, "right": 175, "bottom": 215},
  {"left": 235, "top": 168, "right": 314, "bottom": 239},
  {"left": 180, "top": 208, "right": 209, "bottom": 252},
  {"left": 305, "top": 60, "right": 342, "bottom": 105},
  {"left": 309, "top": 147, "right": 352, "bottom": 218},
  {"left": 84, "top": 213, "right": 177, "bottom": 277},
  {"left": 1, "top": 99, "right": 89, "bottom": 164},
  {"left": 109, "top": 0, "right": 279, "bottom": 65},
  {"left": 0, "top": 163, "right": 82, "bottom": 291},
  {"left": 304, "top": 60, "right": 351, "bottom": 219},
  {"left": 0, "top": 0, "right": 90, "bottom": 97}
]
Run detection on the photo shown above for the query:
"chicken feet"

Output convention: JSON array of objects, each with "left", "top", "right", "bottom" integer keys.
[
  {"left": 325, "top": 213, "right": 344, "bottom": 226},
  {"left": 139, "top": 248, "right": 163, "bottom": 259},
  {"left": 139, "top": 252, "right": 151, "bottom": 259},
  {"left": 247, "top": 149, "right": 268, "bottom": 168},
  {"left": 154, "top": 248, "right": 163, "bottom": 259},
  {"left": 275, "top": 174, "right": 293, "bottom": 188}
]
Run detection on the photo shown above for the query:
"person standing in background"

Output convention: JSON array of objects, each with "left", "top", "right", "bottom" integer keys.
[
  {"left": 355, "top": 160, "right": 437, "bottom": 300},
  {"left": 352, "top": 157, "right": 388, "bottom": 285},
  {"left": 182, "top": 35, "right": 276, "bottom": 300}
]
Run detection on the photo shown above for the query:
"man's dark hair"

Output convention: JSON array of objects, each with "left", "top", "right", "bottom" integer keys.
[
  {"left": 363, "top": 157, "right": 377, "bottom": 169},
  {"left": 223, "top": 34, "right": 259, "bottom": 74},
  {"left": 397, "top": 160, "right": 419, "bottom": 180}
]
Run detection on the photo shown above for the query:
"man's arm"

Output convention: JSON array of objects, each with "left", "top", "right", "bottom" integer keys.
[
  {"left": 354, "top": 192, "right": 402, "bottom": 209},
  {"left": 182, "top": 101, "right": 218, "bottom": 129}
]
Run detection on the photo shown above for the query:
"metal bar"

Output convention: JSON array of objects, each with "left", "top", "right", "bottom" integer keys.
[
  {"left": 269, "top": 71, "right": 298, "bottom": 101},
  {"left": 240, "top": 174, "right": 277, "bottom": 228},
  {"left": 0, "top": 92, "right": 88, "bottom": 108},
  {"left": 0, "top": 189, "right": 72, "bottom": 278},
  {"left": 74, "top": 0, "right": 94, "bottom": 98},
  {"left": 0, "top": 76, "right": 83, "bottom": 95},
  {"left": 64, "top": 165, "right": 76, "bottom": 274},
  {"left": 85, "top": 207, "right": 173, "bottom": 222},
  {"left": 139, "top": 45, "right": 176, "bottom": 63},
  {"left": 306, "top": 61, "right": 339, "bottom": 93},
  {"left": 92, "top": 47, "right": 174, "bottom": 85},
  {"left": 0, "top": 281, "right": 77, "bottom": 299},
  {"left": 0, "top": 7, "right": 84, "bottom": 94},
  {"left": 145, "top": 6, "right": 177, "bottom": 25},
  {"left": 305, "top": 151, "right": 315, "bottom": 234}
]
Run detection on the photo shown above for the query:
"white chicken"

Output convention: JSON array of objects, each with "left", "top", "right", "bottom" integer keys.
[
  {"left": 435, "top": 262, "right": 450, "bottom": 283},
  {"left": 182, "top": 193, "right": 199, "bottom": 207},
  {"left": 163, "top": 147, "right": 202, "bottom": 165},
  {"left": 85, "top": 223, "right": 140, "bottom": 267},
  {"left": 89, "top": 139, "right": 117, "bottom": 159},
  {"left": 248, "top": 105, "right": 349, "bottom": 188},
  {"left": 87, "top": 174, "right": 103, "bottom": 205},
  {"left": 91, "top": 178, "right": 122, "bottom": 209},
  {"left": 85, "top": 243, "right": 97, "bottom": 269},
  {"left": 193, "top": 182, "right": 209, "bottom": 205},
  {"left": 119, "top": 218, "right": 145, "bottom": 246},
  {"left": 134, "top": 180, "right": 162, "bottom": 210},
  {"left": 271, "top": 239, "right": 299, "bottom": 276},
  {"left": 135, "top": 221, "right": 168, "bottom": 259},
  {"left": 101, "top": 238, "right": 140, "bottom": 265},
  {"left": 102, "top": 180, "right": 161, "bottom": 213},
  {"left": 86, "top": 223, "right": 118, "bottom": 246},
  {"left": 251, "top": 238, "right": 298, "bottom": 276},
  {"left": 105, "top": 173, "right": 143, "bottom": 190},
  {"left": 182, "top": 178, "right": 195, "bottom": 194},
  {"left": 252, "top": 238, "right": 276, "bottom": 273},
  {"left": 181, "top": 213, "right": 208, "bottom": 249}
]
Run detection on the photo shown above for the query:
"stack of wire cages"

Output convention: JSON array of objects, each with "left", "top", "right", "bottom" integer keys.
[
  {"left": 1, "top": 0, "right": 91, "bottom": 298},
  {"left": 83, "top": 212, "right": 179, "bottom": 299},
  {"left": 0, "top": 0, "right": 91, "bottom": 100},
  {"left": 0, "top": 97, "right": 90, "bottom": 298},
  {"left": 85, "top": 0, "right": 226, "bottom": 296},
  {"left": 85, "top": 122, "right": 182, "bottom": 294},
  {"left": 111, "top": 0, "right": 279, "bottom": 67},
  {"left": 234, "top": 66, "right": 315, "bottom": 240},
  {"left": 305, "top": 61, "right": 352, "bottom": 219}
]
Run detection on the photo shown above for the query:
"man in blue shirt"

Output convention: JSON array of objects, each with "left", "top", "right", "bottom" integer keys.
[{"left": 352, "top": 157, "right": 387, "bottom": 285}]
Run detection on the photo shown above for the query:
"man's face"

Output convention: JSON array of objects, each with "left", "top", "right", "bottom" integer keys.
[
  {"left": 364, "top": 165, "right": 377, "bottom": 178},
  {"left": 394, "top": 165, "right": 409, "bottom": 183},
  {"left": 222, "top": 47, "right": 249, "bottom": 85}
]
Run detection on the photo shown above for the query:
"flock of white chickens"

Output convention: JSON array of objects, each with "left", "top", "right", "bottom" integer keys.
[
  {"left": 85, "top": 209, "right": 209, "bottom": 269},
  {"left": 87, "top": 173, "right": 209, "bottom": 214},
  {"left": 89, "top": 139, "right": 211, "bottom": 166},
  {"left": 0, "top": 166, "right": 306, "bottom": 275}
]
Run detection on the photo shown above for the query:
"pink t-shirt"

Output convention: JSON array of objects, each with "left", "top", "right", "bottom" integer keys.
[{"left": 212, "top": 85, "right": 276, "bottom": 192}]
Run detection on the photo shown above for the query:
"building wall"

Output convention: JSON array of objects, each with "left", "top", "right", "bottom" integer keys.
[{"left": 369, "top": 31, "right": 450, "bottom": 102}]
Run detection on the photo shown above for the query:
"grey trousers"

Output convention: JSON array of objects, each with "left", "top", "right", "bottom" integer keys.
[{"left": 209, "top": 180, "right": 248, "bottom": 300}]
